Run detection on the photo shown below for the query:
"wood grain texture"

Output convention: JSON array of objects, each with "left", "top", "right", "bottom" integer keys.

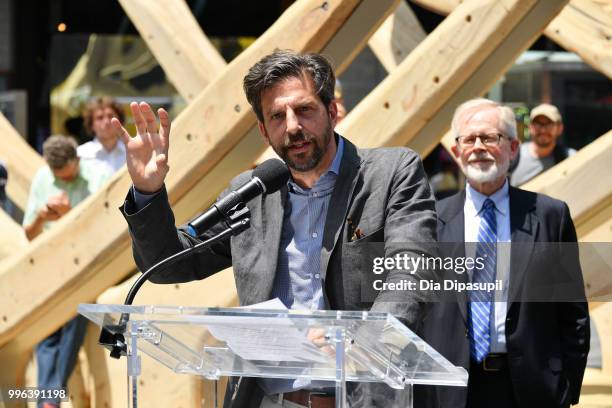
[
  {"left": 118, "top": 0, "right": 227, "bottom": 102},
  {"left": 412, "top": 0, "right": 612, "bottom": 79},
  {"left": 0, "top": 112, "right": 44, "bottom": 210},
  {"left": 0, "top": 210, "right": 27, "bottom": 261},
  {"left": 337, "top": 0, "right": 568, "bottom": 156},
  {"left": 368, "top": 1, "right": 426, "bottom": 72}
]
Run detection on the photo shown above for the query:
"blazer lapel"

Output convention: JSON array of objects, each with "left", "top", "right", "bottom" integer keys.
[
  {"left": 259, "top": 184, "right": 287, "bottom": 302},
  {"left": 320, "top": 137, "right": 361, "bottom": 281},
  {"left": 508, "top": 187, "right": 538, "bottom": 312},
  {"left": 438, "top": 191, "right": 469, "bottom": 323}
]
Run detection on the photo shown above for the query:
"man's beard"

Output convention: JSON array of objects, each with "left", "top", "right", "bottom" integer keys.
[
  {"left": 532, "top": 133, "right": 554, "bottom": 148},
  {"left": 463, "top": 151, "right": 510, "bottom": 184},
  {"left": 275, "top": 122, "right": 333, "bottom": 172}
]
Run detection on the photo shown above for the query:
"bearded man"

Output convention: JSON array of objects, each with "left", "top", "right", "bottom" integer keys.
[
  {"left": 416, "top": 99, "right": 589, "bottom": 408},
  {"left": 510, "top": 103, "right": 575, "bottom": 186},
  {"left": 116, "top": 50, "right": 437, "bottom": 408}
]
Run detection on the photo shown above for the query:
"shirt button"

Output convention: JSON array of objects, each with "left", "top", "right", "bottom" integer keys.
[
  {"left": 315, "top": 274, "right": 320, "bottom": 279},
  {"left": 312, "top": 232, "right": 318, "bottom": 238}
]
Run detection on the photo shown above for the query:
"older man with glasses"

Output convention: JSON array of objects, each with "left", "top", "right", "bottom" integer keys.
[{"left": 416, "top": 98, "right": 589, "bottom": 408}]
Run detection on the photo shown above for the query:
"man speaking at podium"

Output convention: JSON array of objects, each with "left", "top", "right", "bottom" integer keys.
[{"left": 116, "top": 50, "right": 437, "bottom": 407}]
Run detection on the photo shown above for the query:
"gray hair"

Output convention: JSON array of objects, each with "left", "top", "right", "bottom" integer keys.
[
  {"left": 451, "top": 98, "right": 517, "bottom": 141},
  {"left": 42, "top": 135, "right": 78, "bottom": 170},
  {"left": 243, "top": 49, "right": 336, "bottom": 122}
]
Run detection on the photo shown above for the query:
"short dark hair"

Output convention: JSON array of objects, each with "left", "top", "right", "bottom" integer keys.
[
  {"left": 82, "top": 96, "right": 124, "bottom": 135},
  {"left": 43, "top": 135, "right": 78, "bottom": 170},
  {"left": 243, "top": 50, "right": 336, "bottom": 122}
]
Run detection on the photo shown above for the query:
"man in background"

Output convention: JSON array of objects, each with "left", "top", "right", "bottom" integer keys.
[
  {"left": 510, "top": 103, "right": 575, "bottom": 186},
  {"left": 78, "top": 96, "right": 126, "bottom": 174},
  {"left": 23, "top": 135, "right": 110, "bottom": 408},
  {"left": 419, "top": 99, "right": 589, "bottom": 408}
]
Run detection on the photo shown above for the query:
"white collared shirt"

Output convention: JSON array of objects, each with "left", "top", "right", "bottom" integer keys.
[
  {"left": 78, "top": 138, "right": 126, "bottom": 174},
  {"left": 464, "top": 179, "right": 511, "bottom": 353}
]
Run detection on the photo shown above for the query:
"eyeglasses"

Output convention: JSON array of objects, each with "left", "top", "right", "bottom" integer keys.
[
  {"left": 455, "top": 132, "right": 506, "bottom": 147},
  {"left": 531, "top": 121, "right": 556, "bottom": 129}
]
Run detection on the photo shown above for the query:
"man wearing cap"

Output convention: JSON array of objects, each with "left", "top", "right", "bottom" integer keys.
[{"left": 510, "top": 103, "right": 575, "bottom": 186}]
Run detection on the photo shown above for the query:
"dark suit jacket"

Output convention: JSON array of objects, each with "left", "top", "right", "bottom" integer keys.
[
  {"left": 121, "top": 136, "right": 438, "bottom": 407},
  {"left": 417, "top": 186, "right": 590, "bottom": 408}
]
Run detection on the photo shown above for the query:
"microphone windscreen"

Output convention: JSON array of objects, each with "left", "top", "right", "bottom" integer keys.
[{"left": 253, "top": 159, "right": 290, "bottom": 193}]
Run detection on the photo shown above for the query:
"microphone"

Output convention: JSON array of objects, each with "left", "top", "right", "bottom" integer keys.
[{"left": 186, "top": 159, "right": 290, "bottom": 237}]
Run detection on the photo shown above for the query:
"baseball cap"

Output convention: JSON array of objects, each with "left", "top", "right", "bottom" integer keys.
[{"left": 530, "top": 103, "right": 562, "bottom": 122}]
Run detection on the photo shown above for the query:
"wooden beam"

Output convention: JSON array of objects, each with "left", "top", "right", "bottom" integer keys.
[
  {"left": 579, "top": 368, "right": 612, "bottom": 406},
  {"left": 519, "top": 133, "right": 612, "bottom": 297},
  {"left": 411, "top": 0, "right": 612, "bottom": 79},
  {"left": 0, "top": 209, "right": 27, "bottom": 261},
  {"left": 118, "top": 0, "right": 227, "bottom": 102},
  {"left": 521, "top": 130, "right": 612, "bottom": 227},
  {"left": 0, "top": 0, "right": 400, "bottom": 386},
  {"left": 592, "top": 302, "right": 612, "bottom": 375},
  {"left": 0, "top": 113, "right": 45, "bottom": 211},
  {"left": 409, "top": 0, "right": 458, "bottom": 14},
  {"left": 367, "top": 1, "right": 426, "bottom": 72},
  {"left": 335, "top": 0, "right": 568, "bottom": 157},
  {"left": 547, "top": 1, "right": 612, "bottom": 79},
  {"left": 519, "top": 133, "right": 612, "bottom": 306}
]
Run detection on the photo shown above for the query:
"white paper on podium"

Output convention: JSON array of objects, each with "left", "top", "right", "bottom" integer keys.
[{"left": 206, "top": 299, "right": 328, "bottom": 363}]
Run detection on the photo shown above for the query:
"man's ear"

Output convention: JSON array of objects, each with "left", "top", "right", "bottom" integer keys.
[
  {"left": 451, "top": 144, "right": 460, "bottom": 159},
  {"left": 510, "top": 138, "right": 520, "bottom": 160},
  {"left": 258, "top": 121, "right": 270, "bottom": 145},
  {"left": 557, "top": 122, "right": 564, "bottom": 137},
  {"left": 328, "top": 100, "right": 338, "bottom": 127}
]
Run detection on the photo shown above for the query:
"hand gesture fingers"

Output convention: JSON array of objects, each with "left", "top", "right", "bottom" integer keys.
[
  {"left": 112, "top": 117, "right": 131, "bottom": 145},
  {"left": 117, "top": 101, "right": 172, "bottom": 193},
  {"left": 140, "top": 102, "right": 159, "bottom": 136},
  {"left": 131, "top": 101, "right": 148, "bottom": 136},
  {"left": 158, "top": 107, "right": 171, "bottom": 150}
]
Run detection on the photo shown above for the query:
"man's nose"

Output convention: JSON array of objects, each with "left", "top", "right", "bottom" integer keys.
[
  {"left": 472, "top": 136, "right": 487, "bottom": 150},
  {"left": 285, "top": 108, "right": 300, "bottom": 134}
]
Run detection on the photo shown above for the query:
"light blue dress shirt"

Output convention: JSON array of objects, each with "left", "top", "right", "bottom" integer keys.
[
  {"left": 271, "top": 137, "right": 344, "bottom": 311},
  {"left": 464, "top": 180, "right": 511, "bottom": 353},
  {"left": 260, "top": 137, "right": 344, "bottom": 395}
]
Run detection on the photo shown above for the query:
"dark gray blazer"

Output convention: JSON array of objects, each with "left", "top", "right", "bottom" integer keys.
[{"left": 121, "top": 136, "right": 438, "bottom": 407}]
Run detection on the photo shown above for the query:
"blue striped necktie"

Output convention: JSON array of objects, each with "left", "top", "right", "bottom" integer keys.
[{"left": 469, "top": 198, "right": 497, "bottom": 363}]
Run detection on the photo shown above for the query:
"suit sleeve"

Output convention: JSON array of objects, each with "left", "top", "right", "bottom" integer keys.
[
  {"left": 370, "top": 149, "right": 439, "bottom": 331},
  {"left": 557, "top": 202, "right": 590, "bottom": 405},
  {"left": 120, "top": 185, "right": 232, "bottom": 284}
]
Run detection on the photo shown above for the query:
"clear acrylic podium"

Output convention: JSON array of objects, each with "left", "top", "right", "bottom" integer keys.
[{"left": 79, "top": 304, "right": 467, "bottom": 408}]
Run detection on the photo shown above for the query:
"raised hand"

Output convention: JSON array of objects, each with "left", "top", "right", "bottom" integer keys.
[{"left": 112, "top": 102, "right": 171, "bottom": 193}]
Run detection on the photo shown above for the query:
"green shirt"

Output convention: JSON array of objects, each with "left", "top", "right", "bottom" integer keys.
[{"left": 23, "top": 160, "right": 112, "bottom": 230}]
